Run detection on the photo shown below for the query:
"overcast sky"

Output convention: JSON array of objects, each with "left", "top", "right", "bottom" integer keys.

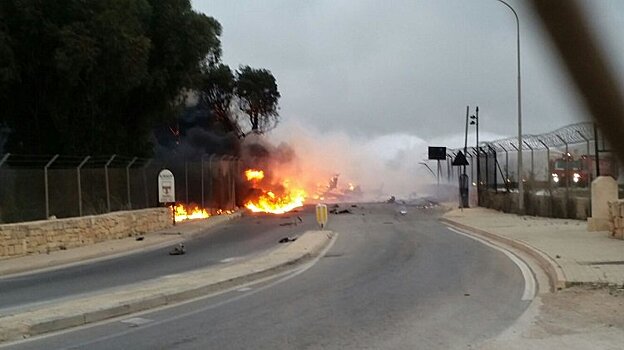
[{"left": 194, "top": 0, "right": 624, "bottom": 146}]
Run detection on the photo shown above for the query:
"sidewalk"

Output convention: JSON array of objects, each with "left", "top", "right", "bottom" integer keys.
[
  {"left": 0, "top": 212, "right": 241, "bottom": 277},
  {"left": 442, "top": 207, "right": 624, "bottom": 287}
]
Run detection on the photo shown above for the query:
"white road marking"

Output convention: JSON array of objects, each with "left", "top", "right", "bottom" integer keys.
[
  {"left": 447, "top": 226, "right": 536, "bottom": 301},
  {"left": 236, "top": 287, "right": 252, "bottom": 292},
  {"left": 220, "top": 257, "right": 242, "bottom": 263},
  {"left": 120, "top": 317, "right": 153, "bottom": 327}
]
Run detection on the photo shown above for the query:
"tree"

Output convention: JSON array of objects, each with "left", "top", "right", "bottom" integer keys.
[
  {"left": 235, "top": 66, "right": 280, "bottom": 134},
  {"left": 197, "top": 64, "right": 239, "bottom": 135},
  {"left": 0, "top": 0, "right": 222, "bottom": 156}
]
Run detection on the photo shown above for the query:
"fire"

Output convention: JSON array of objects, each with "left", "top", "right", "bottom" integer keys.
[
  {"left": 173, "top": 204, "right": 210, "bottom": 222},
  {"left": 243, "top": 168, "right": 307, "bottom": 214},
  {"left": 245, "top": 169, "right": 265, "bottom": 181}
]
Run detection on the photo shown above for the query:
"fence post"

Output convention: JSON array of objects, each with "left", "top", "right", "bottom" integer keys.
[
  {"left": 523, "top": 140, "right": 534, "bottom": 180},
  {"left": 576, "top": 130, "right": 592, "bottom": 183},
  {"left": 77, "top": 156, "right": 90, "bottom": 216},
  {"left": 556, "top": 135, "right": 570, "bottom": 217},
  {"left": 126, "top": 157, "right": 138, "bottom": 209},
  {"left": 104, "top": 154, "right": 116, "bottom": 213},
  {"left": 142, "top": 159, "right": 152, "bottom": 208},
  {"left": 208, "top": 154, "right": 215, "bottom": 209},
  {"left": 44, "top": 154, "right": 59, "bottom": 219},
  {"left": 201, "top": 155, "right": 205, "bottom": 209},
  {"left": 184, "top": 159, "right": 189, "bottom": 205}
]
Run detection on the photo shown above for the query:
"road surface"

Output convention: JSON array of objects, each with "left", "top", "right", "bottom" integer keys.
[
  {"left": 0, "top": 209, "right": 316, "bottom": 313},
  {"left": 4, "top": 203, "right": 530, "bottom": 350}
]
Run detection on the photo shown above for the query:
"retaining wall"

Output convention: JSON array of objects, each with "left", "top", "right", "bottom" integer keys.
[{"left": 0, "top": 208, "right": 172, "bottom": 258}]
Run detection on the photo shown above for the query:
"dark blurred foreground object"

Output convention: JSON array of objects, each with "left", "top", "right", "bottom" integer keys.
[
  {"left": 169, "top": 243, "right": 186, "bottom": 255},
  {"left": 530, "top": 0, "right": 624, "bottom": 163}
]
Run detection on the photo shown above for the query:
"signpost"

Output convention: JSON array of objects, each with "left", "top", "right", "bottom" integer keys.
[
  {"left": 158, "top": 169, "right": 176, "bottom": 225},
  {"left": 452, "top": 151, "right": 470, "bottom": 209},
  {"left": 428, "top": 146, "right": 447, "bottom": 188}
]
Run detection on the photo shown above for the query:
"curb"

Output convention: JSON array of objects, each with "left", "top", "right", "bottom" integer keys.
[
  {"left": 0, "top": 230, "right": 335, "bottom": 343},
  {"left": 440, "top": 217, "right": 566, "bottom": 292}
]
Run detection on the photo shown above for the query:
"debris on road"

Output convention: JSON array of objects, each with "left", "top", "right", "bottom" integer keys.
[
  {"left": 329, "top": 208, "right": 352, "bottom": 214},
  {"left": 278, "top": 236, "right": 298, "bottom": 243},
  {"left": 169, "top": 243, "right": 186, "bottom": 255},
  {"left": 135, "top": 236, "right": 145, "bottom": 241}
]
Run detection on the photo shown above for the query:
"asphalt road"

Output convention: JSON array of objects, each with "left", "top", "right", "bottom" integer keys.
[
  {"left": 5, "top": 203, "right": 530, "bottom": 350},
  {"left": 0, "top": 209, "right": 316, "bottom": 313}
]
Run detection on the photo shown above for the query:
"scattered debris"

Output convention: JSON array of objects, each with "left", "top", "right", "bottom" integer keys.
[
  {"left": 59, "top": 245, "right": 67, "bottom": 250},
  {"left": 279, "top": 216, "right": 304, "bottom": 227},
  {"left": 169, "top": 243, "right": 186, "bottom": 255},
  {"left": 351, "top": 204, "right": 358, "bottom": 208},
  {"left": 278, "top": 236, "right": 298, "bottom": 243},
  {"left": 135, "top": 236, "right": 145, "bottom": 241},
  {"left": 399, "top": 209, "right": 407, "bottom": 215},
  {"left": 330, "top": 204, "right": 340, "bottom": 209},
  {"left": 387, "top": 196, "right": 396, "bottom": 203},
  {"left": 330, "top": 208, "right": 352, "bottom": 214},
  {"left": 464, "top": 293, "right": 471, "bottom": 296}
]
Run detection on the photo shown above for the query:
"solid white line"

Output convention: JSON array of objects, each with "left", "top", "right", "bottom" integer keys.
[{"left": 447, "top": 227, "right": 536, "bottom": 301}]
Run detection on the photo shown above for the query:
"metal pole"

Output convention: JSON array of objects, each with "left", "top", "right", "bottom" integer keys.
[
  {"left": 184, "top": 159, "right": 189, "bottom": 205},
  {"left": 126, "top": 157, "right": 138, "bottom": 209},
  {"left": 556, "top": 135, "right": 570, "bottom": 217},
  {"left": 501, "top": 145, "right": 509, "bottom": 184},
  {"left": 104, "top": 154, "right": 116, "bottom": 213},
  {"left": 201, "top": 155, "right": 205, "bottom": 208},
  {"left": 524, "top": 141, "right": 534, "bottom": 180},
  {"left": 496, "top": 0, "right": 523, "bottom": 212},
  {"left": 44, "top": 154, "right": 59, "bottom": 219},
  {"left": 77, "top": 156, "right": 90, "bottom": 216},
  {"left": 538, "top": 139, "right": 551, "bottom": 188},
  {"left": 142, "top": 159, "right": 152, "bottom": 208},
  {"left": 593, "top": 124, "right": 600, "bottom": 177},
  {"left": 576, "top": 130, "right": 591, "bottom": 183},
  {"left": 208, "top": 154, "right": 215, "bottom": 208},
  {"left": 475, "top": 107, "right": 480, "bottom": 205},
  {"left": 464, "top": 106, "right": 469, "bottom": 178}
]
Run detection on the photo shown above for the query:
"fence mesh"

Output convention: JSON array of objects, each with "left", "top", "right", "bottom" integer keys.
[
  {"left": 442, "top": 121, "right": 619, "bottom": 200},
  {"left": 0, "top": 154, "right": 239, "bottom": 224}
]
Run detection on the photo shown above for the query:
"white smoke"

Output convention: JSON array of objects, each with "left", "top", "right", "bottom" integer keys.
[{"left": 268, "top": 119, "right": 435, "bottom": 201}]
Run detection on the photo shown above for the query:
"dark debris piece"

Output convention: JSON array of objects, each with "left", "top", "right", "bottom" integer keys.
[
  {"left": 169, "top": 243, "right": 186, "bottom": 255},
  {"left": 278, "top": 236, "right": 298, "bottom": 243}
]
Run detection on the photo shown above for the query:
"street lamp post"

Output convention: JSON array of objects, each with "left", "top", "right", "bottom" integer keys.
[
  {"left": 470, "top": 106, "right": 480, "bottom": 205},
  {"left": 496, "top": 0, "right": 524, "bottom": 213}
]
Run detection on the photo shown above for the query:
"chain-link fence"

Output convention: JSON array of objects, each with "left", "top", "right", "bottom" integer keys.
[
  {"left": 0, "top": 154, "right": 239, "bottom": 224},
  {"left": 441, "top": 122, "right": 621, "bottom": 218}
]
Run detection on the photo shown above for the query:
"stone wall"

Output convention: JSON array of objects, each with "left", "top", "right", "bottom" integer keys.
[
  {"left": 479, "top": 190, "right": 590, "bottom": 220},
  {"left": 0, "top": 208, "right": 172, "bottom": 258}
]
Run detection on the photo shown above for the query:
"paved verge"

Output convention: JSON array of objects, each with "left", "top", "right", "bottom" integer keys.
[
  {"left": 441, "top": 207, "right": 624, "bottom": 290},
  {"left": 0, "top": 230, "right": 335, "bottom": 343}
]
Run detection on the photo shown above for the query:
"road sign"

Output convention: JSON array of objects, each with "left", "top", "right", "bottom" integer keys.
[
  {"left": 158, "top": 169, "right": 175, "bottom": 203},
  {"left": 428, "top": 146, "right": 447, "bottom": 160},
  {"left": 316, "top": 204, "right": 328, "bottom": 229},
  {"left": 452, "top": 151, "right": 469, "bottom": 166}
]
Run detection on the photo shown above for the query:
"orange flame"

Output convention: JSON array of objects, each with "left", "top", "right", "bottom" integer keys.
[
  {"left": 245, "top": 169, "right": 265, "bottom": 181},
  {"left": 173, "top": 204, "right": 210, "bottom": 222},
  {"left": 243, "top": 168, "right": 306, "bottom": 214}
]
